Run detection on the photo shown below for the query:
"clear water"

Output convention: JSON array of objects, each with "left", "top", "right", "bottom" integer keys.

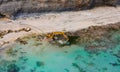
[{"left": 0, "top": 33, "right": 120, "bottom": 72}]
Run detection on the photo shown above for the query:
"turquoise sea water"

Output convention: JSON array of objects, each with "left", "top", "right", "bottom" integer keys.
[{"left": 0, "top": 31, "right": 120, "bottom": 72}]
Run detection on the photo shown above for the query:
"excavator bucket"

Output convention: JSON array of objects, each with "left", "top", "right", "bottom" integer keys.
[{"left": 46, "top": 32, "right": 69, "bottom": 45}]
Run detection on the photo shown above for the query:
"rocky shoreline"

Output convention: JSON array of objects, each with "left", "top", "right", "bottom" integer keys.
[
  {"left": 1, "top": 22, "right": 120, "bottom": 49},
  {"left": 69, "top": 22, "right": 120, "bottom": 42},
  {"left": 0, "top": 5, "right": 120, "bottom": 50},
  {"left": 0, "top": 1, "right": 120, "bottom": 72}
]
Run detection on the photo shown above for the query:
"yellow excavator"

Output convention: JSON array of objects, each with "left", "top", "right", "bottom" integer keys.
[{"left": 46, "top": 32, "right": 69, "bottom": 45}]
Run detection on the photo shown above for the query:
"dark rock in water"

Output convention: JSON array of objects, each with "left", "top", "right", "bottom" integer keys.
[
  {"left": 68, "top": 36, "right": 79, "bottom": 45},
  {"left": 36, "top": 61, "right": 44, "bottom": 67},
  {"left": 30, "top": 68, "right": 36, "bottom": 72},
  {"left": 72, "top": 63, "right": 86, "bottom": 72},
  {"left": 7, "top": 64, "right": 20, "bottom": 72},
  {"left": 117, "top": 59, "right": 120, "bottom": 63},
  {"left": 64, "top": 68, "right": 70, "bottom": 72},
  {"left": 113, "top": 50, "right": 120, "bottom": 58},
  {"left": 15, "top": 38, "right": 28, "bottom": 45},
  {"left": 0, "top": 0, "right": 118, "bottom": 19},
  {"left": 109, "top": 62, "right": 120, "bottom": 66},
  {"left": 102, "top": 67, "right": 108, "bottom": 71}
]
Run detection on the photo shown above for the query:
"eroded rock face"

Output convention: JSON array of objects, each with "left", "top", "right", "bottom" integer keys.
[
  {"left": 0, "top": 0, "right": 119, "bottom": 19},
  {"left": 54, "top": 22, "right": 119, "bottom": 53},
  {"left": 66, "top": 22, "right": 120, "bottom": 49}
]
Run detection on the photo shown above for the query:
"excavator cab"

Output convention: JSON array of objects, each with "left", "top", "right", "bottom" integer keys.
[{"left": 46, "top": 32, "right": 69, "bottom": 45}]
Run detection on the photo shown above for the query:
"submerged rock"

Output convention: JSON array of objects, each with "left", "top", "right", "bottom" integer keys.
[
  {"left": 72, "top": 63, "right": 86, "bottom": 72},
  {"left": 7, "top": 64, "right": 20, "bottom": 72},
  {"left": 36, "top": 61, "right": 44, "bottom": 67},
  {"left": 15, "top": 38, "right": 28, "bottom": 45}
]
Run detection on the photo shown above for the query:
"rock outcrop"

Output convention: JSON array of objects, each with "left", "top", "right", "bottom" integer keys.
[
  {"left": 66, "top": 22, "right": 120, "bottom": 47},
  {"left": 0, "top": 0, "right": 119, "bottom": 19}
]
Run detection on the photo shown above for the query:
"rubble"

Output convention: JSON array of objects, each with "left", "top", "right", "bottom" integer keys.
[
  {"left": 0, "top": 27, "right": 31, "bottom": 38},
  {"left": 15, "top": 38, "right": 28, "bottom": 45}
]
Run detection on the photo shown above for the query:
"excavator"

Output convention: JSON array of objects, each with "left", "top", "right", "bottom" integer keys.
[{"left": 46, "top": 32, "right": 69, "bottom": 45}]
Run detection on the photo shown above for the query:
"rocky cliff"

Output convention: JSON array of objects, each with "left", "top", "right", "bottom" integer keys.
[{"left": 0, "top": 0, "right": 119, "bottom": 19}]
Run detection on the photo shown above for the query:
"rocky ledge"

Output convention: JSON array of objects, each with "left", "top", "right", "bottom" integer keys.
[
  {"left": 0, "top": 22, "right": 120, "bottom": 51},
  {"left": 0, "top": 0, "right": 119, "bottom": 19},
  {"left": 65, "top": 22, "right": 120, "bottom": 51}
]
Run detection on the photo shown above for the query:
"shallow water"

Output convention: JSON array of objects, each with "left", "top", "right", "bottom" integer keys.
[{"left": 0, "top": 33, "right": 120, "bottom": 72}]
